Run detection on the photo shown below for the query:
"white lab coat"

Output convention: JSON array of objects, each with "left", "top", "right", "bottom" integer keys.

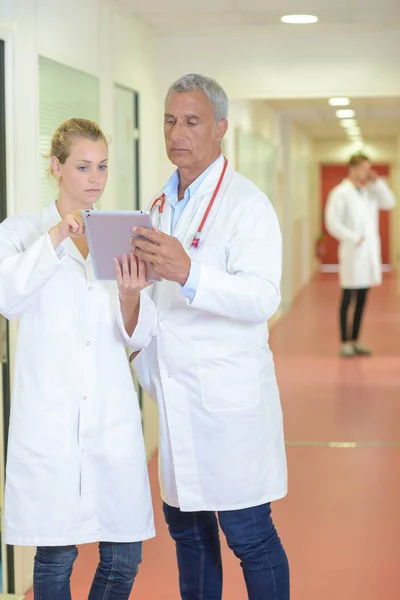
[
  {"left": 325, "top": 178, "right": 395, "bottom": 289},
  {"left": 131, "top": 158, "right": 287, "bottom": 512},
  {"left": 0, "top": 202, "right": 155, "bottom": 546}
]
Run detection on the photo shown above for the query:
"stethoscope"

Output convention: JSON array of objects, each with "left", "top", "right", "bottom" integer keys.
[{"left": 150, "top": 157, "right": 228, "bottom": 250}]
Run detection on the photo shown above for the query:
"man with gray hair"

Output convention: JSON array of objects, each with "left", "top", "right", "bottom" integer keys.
[{"left": 130, "top": 73, "right": 289, "bottom": 599}]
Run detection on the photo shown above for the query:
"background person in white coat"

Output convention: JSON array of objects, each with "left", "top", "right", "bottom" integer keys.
[
  {"left": 0, "top": 118, "right": 155, "bottom": 600},
  {"left": 325, "top": 154, "right": 396, "bottom": 357},
  {"left": 130, "top": 74, "right": 289, "bottom": 600}
]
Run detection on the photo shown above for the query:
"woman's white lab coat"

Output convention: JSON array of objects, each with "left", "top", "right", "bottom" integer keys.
[
  {"left": 325, "top": 178, "right": 395, "bottom": 289},
  {"left": 0, "top": 202, "right": 155, "bottom": 546},
  {"left": 131, "top": 158, "right": 287, "bottom": 512}
]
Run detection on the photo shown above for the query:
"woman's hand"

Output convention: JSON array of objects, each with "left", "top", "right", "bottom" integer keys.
[
  {"left": 49, "top": 211, "right": 85, "bottom": 248},
  {"left": 114, "top": 253, "right": 151, "bottom": 300},
  {"left": 115, "top": 253, "right": 152, "bottom": 338}
]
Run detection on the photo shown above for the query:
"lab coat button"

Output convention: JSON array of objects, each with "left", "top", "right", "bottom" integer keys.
[
  {"left": 159, "top": 317, "right": 163, "bottom": 323},
  {"left": 86, "top": 341, "right": 91, "bottom": 346},
  {"left": 83, "top": 396, "right": 87, "bottom": 401},
  {"left": 88, "top": 287, "right": 93, "bottom": 291},
  {"left": 167, "top": 373, "right": 172, "bottom": 378}
]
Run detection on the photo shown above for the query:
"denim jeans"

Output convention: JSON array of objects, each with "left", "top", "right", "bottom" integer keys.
[
  {"left": 34, "top": 541, "right": 142, "bottom": 600},
  {"left": 163, "top": 502, "right": 289, "bottom": 600}
]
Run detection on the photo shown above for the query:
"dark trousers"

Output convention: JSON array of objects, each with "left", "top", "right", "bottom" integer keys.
[
  {"left": 34, "top": 542, "right": 142, "bottom": 600},
  {"left": 340, "top": 288, "right": 369, "bottom": 342},
  {"left": 163, "top": 501, "right": 290, "bottom": 600}
]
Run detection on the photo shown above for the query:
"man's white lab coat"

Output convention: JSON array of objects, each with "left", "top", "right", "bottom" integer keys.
[{"left": 132, "top": 159, "right": 287, "bottom": 512}]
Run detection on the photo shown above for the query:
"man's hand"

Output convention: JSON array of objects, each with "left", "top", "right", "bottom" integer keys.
[
  {"left": 369, "top": 170, "right": 379, "bottom": 182},
  {"left": 357, "top": 236, "right": 365, "bottom": 246},
  {"left": 131, "top": 227, "right": 191, "bottom": 285}
]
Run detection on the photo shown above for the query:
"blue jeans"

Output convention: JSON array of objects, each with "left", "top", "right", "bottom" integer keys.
[
  {"left": 34, "top": 542, "right": 142, "bottom": 600},
  {"left": 163, "top": 502, "right": 289, "bottom": 600}
]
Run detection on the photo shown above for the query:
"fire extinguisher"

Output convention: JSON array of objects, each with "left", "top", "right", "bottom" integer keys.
[{"left": 316, "top": 233, "right": 326, "bottom": 261}]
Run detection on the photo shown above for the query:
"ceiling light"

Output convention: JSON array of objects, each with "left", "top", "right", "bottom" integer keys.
[
  {"left": 348, "top": 128, "right": 361, "bottom": 136},
  {"left": 281, "top": 15, "right": 318, "bottom": 24},
  {"left": 329, "top": 98, "right": 350, "bottom": 106},
  {"left": 340, "top": 119, "right": 357, "bottom": 128},
  {"left": 336, "top": 109, "right": 355, "bottom": 119}
]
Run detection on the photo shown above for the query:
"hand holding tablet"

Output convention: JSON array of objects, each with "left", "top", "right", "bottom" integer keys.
[{"left": 81, "top": 210, "right": 161, "bottom": 283}]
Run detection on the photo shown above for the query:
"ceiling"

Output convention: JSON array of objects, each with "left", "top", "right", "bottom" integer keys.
[
  {"left": 117, "top": 0, "right": 400, "bottom": 35},
  {"left": 115, "top": 0, "right": 400, "bottom": 126},
  {"left": 267, "top": 97, "right": 400, "bottom": 141}
]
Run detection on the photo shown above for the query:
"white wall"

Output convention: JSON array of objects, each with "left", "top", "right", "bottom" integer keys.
[
  {"left": 393, "top": 137, "right": 400, "bottom": 284},
  {"left": 290, "top": 124, "right": 318, "bottom": 299},
  {"left": 314, "top": 139, "right": 398, "bottom": 164},
  {"left": 220, "top": 99, "right": 318, "bottom": 310},
  {"left": 156, "top": 26, "right": 400, "bottom": 100},
  {"left": 0, "top": 2, "right": 13, "bottom": 25}
]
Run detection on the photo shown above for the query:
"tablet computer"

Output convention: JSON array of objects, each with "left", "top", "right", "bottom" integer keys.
[{"left": 81, "top": 209, "right": 161, "bottom": 282}]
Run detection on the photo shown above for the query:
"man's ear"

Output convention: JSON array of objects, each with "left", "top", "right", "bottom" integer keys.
[{"left": 217, "top": 119, "right": 228, "bottom": 143}]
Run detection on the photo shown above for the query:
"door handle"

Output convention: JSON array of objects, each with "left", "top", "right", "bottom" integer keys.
[{"left": 0, "top": 314, "right": 8, "bottom": 364}]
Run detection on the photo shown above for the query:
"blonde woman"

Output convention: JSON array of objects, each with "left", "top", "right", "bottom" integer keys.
[{"left": 0, "top": 118, "right": 155, "bottom": 599}]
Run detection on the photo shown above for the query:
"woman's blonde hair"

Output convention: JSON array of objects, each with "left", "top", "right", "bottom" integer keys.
[{"left": 47, "top": 118, "right": 108, "bottom": 179}]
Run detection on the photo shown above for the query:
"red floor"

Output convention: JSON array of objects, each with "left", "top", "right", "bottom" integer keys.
[{"left": 25, "top": 273, "right": 400, "bottom": 599}]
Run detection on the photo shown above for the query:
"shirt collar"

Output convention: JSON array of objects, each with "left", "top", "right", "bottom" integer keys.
[
  {"left": 344, "top": 178, "right": 366, "bottom": 194},
  {"left": 164, "top": 155, "right": 223, "bottom": 208}
]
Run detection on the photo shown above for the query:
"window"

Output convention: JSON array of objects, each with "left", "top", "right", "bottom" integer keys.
[{"left": 38, "top": 57, "right": 99, "bottom": 209}]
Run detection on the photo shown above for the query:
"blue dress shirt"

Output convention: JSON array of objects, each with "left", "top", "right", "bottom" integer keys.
[{"left": 163, "top": 155, "right": 222, "bottom": 302}]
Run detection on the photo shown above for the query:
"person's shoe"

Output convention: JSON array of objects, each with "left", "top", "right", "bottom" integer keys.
[
  {"left": 353, "top": 343, "right": 372, "bottom": 356},
  {"left": 340, "top": 343, "right": 356, "bottom": 357}
]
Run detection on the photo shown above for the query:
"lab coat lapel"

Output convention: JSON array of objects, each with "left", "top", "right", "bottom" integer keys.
[{"left": 159, "top": 201, "right": 172, "bottom": 235}]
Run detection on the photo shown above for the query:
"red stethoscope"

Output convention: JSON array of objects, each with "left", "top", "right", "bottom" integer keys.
[{"left": 150, "top": 157, "right": 228, "bottom": 250}]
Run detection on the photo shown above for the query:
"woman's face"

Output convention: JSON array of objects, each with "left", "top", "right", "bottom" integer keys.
[{"left": 52, "top": 138, "right": 109, "bottom": 206}]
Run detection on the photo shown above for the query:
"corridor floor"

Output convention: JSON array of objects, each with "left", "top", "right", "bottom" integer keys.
[{"left": 26, "top": 273, "right": 400, "bottom": 599}]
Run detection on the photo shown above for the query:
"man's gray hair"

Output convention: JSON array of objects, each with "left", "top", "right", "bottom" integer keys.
[{"left": 165, "top": 74, "right": 229, "bottom": 122}]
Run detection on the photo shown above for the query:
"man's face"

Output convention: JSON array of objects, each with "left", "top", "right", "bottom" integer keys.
[
  {"left": 351, "top": 160, "right": 372, "bottom": 186},
  {"left": 164, "top": 91, "right": 228, "bottom": 170}
]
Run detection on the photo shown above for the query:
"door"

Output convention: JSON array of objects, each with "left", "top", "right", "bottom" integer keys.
[
  {"left": 0, "top": 37, "right": 15, "bottom": 594},
  {"left": 320, "top": 163, "right": 391, "bottom": 266}
]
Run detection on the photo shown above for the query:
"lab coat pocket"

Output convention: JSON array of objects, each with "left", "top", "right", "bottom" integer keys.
[
  {"left": 105, "top": 388, "right": 145, "bottom": 458},
  {"left": 9, "top": 387, "right": 71, "bottom": 459},
  {"left": 196, "top": 342, "right": 261, "bottom": 412}
]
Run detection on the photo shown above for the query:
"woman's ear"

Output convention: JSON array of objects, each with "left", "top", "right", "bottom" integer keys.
[{"left": 50, "top": 156, "right": 62, "bottom": 180}]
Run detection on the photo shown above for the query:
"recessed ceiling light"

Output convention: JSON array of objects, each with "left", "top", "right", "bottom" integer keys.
[
  {"left": 336, "top": 109, "right": 355, "bottom": 119},
  {"left": 340, "top": 119, "right": 357, "bottom": 128},
  {"left": 329, "top": 98, "right": 350, "bottom": 106},
  {"left": 348, "top": 128, "right": 361, "bottom": 136},
  {"left": 281, "top": 15, "right": 318, "bottom": 24}
]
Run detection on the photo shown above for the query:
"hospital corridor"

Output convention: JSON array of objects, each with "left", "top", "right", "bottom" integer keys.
[
  {"left": 19, "top": 271, "right": 399, "bottom": 600},
  {"left": 20, "top": 275, "right": 400, "bottom": 600},
  {"left": 1, "top": 0, "right": 400, "bottom": 599}
]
